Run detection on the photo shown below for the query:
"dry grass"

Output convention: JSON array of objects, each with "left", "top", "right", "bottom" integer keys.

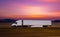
[{"left": 0, "top": 23, "right": 60, "bottom": 37}]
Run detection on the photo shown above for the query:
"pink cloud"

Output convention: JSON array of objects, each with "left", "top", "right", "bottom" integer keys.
[
  {"left": 34, "top": 0, "right": 59, "bottom": 2},
  {"left": 0, "top": 1, "right": 60, "bottom": 19},
  {"left": 46, "top": 10, "right": 60, "bottom": 17}
]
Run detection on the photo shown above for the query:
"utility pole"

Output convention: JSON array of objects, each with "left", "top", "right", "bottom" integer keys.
[{"left": 22, "top": 20, "right": 23, "bottom": 27}]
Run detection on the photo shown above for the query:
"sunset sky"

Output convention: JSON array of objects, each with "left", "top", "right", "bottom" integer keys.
[{"left": 0, "top": 0, "right": 60, "bottom": 20}]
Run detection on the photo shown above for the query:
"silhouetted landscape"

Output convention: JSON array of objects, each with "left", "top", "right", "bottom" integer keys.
[
  {"left": 0, "top": 19, "right": 16, "bottom": 23},
  {"left": 0, "top": 19, "right": 60, "bottom": 23}
]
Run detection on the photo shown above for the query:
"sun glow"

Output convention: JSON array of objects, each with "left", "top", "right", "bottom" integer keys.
[{"left": 21, "top": 6, "right": 49, "bottom": 15}]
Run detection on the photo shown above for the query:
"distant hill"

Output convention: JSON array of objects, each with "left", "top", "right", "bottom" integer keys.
[
  {"left": 0, "top": 19, "right": 60, "bottom": 23},
  {"left": 52, "top": 20, "right": 60, "bottom": 22},
  {"left": 0, "top": 19, "right": 16, "bottom": 23}
]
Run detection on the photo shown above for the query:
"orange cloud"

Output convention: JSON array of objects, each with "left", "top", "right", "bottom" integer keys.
[
  {"left": 51, "top": 11, "right": 60, "bottom": 17},
  {"left": 44, "top": 10, "right": 60, "bottom": 17}
]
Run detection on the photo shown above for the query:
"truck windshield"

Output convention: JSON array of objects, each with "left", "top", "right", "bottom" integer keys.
[{"left": 14, "top": 22, "right": 17, "bottom": 24}]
